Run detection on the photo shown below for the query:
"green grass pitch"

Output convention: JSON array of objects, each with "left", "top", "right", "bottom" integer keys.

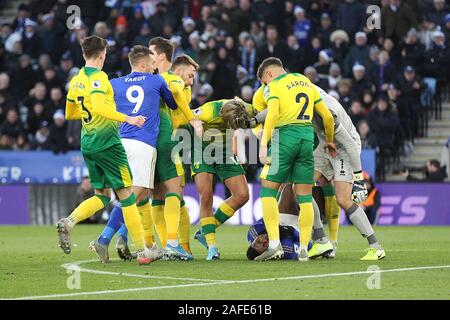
[{"left": 0, "top": 225, "right": 449, "bottom": 300}]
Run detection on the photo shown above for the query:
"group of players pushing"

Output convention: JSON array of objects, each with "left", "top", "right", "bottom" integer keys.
[{"left": 56, "top": 34, "right": 385, "bottom": 265}]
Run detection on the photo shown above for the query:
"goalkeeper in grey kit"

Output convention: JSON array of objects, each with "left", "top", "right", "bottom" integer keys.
[{"left": 222, "top": 84, "right": 385, "bottom": 260}]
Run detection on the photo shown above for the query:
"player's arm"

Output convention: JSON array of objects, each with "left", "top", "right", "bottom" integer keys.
[
  {"left": 65, "top": 84, "right": 81, "bottom": 120},
  {"left": 160, "top": 80, "right": 177, "bottom": 110},
  {"left": 169, "top": 80, "right": 203, "bottom": 136},
  {"left": 259, "top": 97, "right": 279, "bottom": 165},
  {"left": 314, "top": 98, "right": 337, "bottom": 157}
]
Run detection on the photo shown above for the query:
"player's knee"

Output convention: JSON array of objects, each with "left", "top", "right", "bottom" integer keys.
[
  {"left": 335, "top": 192, "right": 352, "bottom": 210},
  {"left": 233, "top": 189, "right": 249, "bottom": 206},
  {"left": 198, "top": 188, "right": 214, "bottom": 207}
]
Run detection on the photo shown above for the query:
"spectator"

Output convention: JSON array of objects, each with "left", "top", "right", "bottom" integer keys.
[
  {"left": 304, "top": 66, "right": 327, "bottom": 89},
  {"left": 0, "top": 73, "right": 17, "bottom": 112},
  {"left": 371, "top": 50, "right": 396, "bottom": 93},
  {"left": 336, "top": 0, "right": 365, "bottom": 38},
  {"left": 444, "top": 14, "right": 450, "bottom": 43},
  {"left": 404, "top": 159, "right": 448, "bottom": 182},
  {"left": 249, "top": 21, "right": 265, "bottom": 47},
  {"left": 428, "top": 0, "right": 447, "bottom": 28},
  {"left": 180, "top": 17, "right": 196, "bottom": 50},
  {"left": 381, "top": 0, "right": 417, "bottom": 43},
  {"left": 324, "top": 63, "right": 342, "bottom": 92},
  {"left": 0, "top": 134, "right": 13, "bottom": 150},
  {"left": 329, "top": 30, "right": 350, "bottom": 68},
  {"left": 367, "top": 94, "right": 400, "bottom": 154},
  {"left": 423, "top": 30, "right": 450, "bottom": 80},
  {"left": 191, "top": 83, "right": 213, "bottom": 109},
  {"left": 211, "top": 0, "right": 240, "bottom": 38},
  {"left": 198, "top": 36, "right": 217, "bottom": 83},
  {"left": 352, "top": 64, "right": 374, "bottom": 100},
  {"left": 128, "top": 4, "right": 148, "bottom": 39},
  {"left": 399, "top": 28, "right": 425, "bottom": 72},
  {"left": 237, "top": 0, "right": 252, "bottom": 33},
  {"left": 11, "top": 54, "right": 37, "bottom": 99},
  {"left": 240, "top": 36, "right": 257, "bottom": 78},
  {"left": 316, "top": 13, "right": 333, "bottom": 48},
  {"left": 46, "top": 110, "right": 69, "bottom": 154},
  {"left": 150, "top": 1, "right": 172, "bottom": 37},
  {"left": 418, "top": 14, "right": 439, "bottom": 50},
  {"left": 58, "top": 52, "right": 75, "bottom": 83},
  {"left": 286, "top": 34, "right": 306, "bottom": 73},
  {"left": 293, "top": 6, "right": 312, "bottom": 48},
  {"left": 362, "top": 90, "right": 375, "bottom": 110},
  {"left": 240, "top": 85, "right": 254, "bottom": 103},
  {"left": 256, "top": 25, "right": 289, "bottom": 68},
  {"left": 185, "top": 31, "right": 201, "bottom": 60},
  {"left": 210, "top": 46, "right": 237, "bottom": 99},
  {"left": 29, "top": 120, "right": 49, "bottom": 150},
  {"left": 24, "top": 82, "right": 49, "bottom": 112},
  {"left": 336, "top": 78, "right": 354, "bottom": 110},
  {"left": 357, "top": 120, "right": 378, "bottom": 150},
  {"left": 26, "top": 102, "right": 49, "bottom": 135},
  {"left": 40, "top": 13, "right": 65, "bottom": 65},
  {"left": 343, "top": 32, "right": 370, "bottom": 77},
  {"left": 1, "top": 109, "right": 24, "bottom": 139},
  {"left": 305, "top": 35, "right": 323, "bottom": 67},
  {"left": 314, "top": 49, "right": 333, "bottom": 76},
  {"left": 21, "top": 19, "right": 41, "bottom": 59},
  {"left": 13, "top": 133, "right": 30, "bottom": 151},
  {"left": 348, "top": 100, "right": 366, "bottom": 125}
]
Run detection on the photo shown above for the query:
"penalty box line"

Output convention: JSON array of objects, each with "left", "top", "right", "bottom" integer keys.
[{"left": 5, "top": 264, "right": 450, "bottom": 300}]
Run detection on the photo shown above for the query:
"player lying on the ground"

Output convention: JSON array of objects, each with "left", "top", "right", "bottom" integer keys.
[
  {"left": 57, "top": 36, "right": 153, "bottom": 265},
  {"left": 227, "top": 76, "right": 385, "bottom": 260},
  {"left": 189, "top": 98, "right": 256, "bottom": 260},
  {"left": 94, "top": 50, "right": 202, "bottom": 262},
  {"left": 89, "top": 45, "right": 180, "bottom": 264},
  {"left": 251, "top": 57, "right": 337, "bottom": 262},
  {"left": 246, "top": 184, "right": 332, "bottom": 260}
]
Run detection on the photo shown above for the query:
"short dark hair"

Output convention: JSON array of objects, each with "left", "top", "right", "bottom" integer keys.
[
  {"left": 257, "top": 57, "right": 283, "bottom": 80},
  {"left": 80, "top": 35, "right": 107, "bottom": 59},
  {"left": 149, "top": 37, "right": 174, "bottom": 62},
  {"left": 246, "top": 245, "right": 260, "bottom": 260},
  {"left": 128, "top": 45, "right": 151, "bottom": 66},
  {"left": 171, "top": 54, "right": 199, "bottom": 71},
  {"left": 429, "top": 159, "right": 440, "bottom": 168}
]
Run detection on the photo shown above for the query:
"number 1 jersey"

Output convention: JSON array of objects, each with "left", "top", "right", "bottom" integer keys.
[{"left": 110, "top": 72, "right": 176, "bottom": 148}]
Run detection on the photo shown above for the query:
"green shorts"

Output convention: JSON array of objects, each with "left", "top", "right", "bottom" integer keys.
[
  {"left": 190, "top": 141, "right": 245, "bottom": 182},
  {"left": 260, "top": 125, "right": 314, "bottom": 184},
  {"left": 82, "top": 143, "right": 133, "bottom": 189},
  {"left": 155, "top": 130, "right": 185, "bottom": 184}
]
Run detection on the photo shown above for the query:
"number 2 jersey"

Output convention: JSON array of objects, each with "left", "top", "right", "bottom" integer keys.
[
  {"left": 110, "top": 72, "right": 177, "bottom": 148},
  {"left": 67, "top": 67, "right": 121, "bottom": 154}
]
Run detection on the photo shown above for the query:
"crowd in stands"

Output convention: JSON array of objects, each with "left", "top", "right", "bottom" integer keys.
[{"left": 0, "top": 0, "right": 449, "bottom": 180}]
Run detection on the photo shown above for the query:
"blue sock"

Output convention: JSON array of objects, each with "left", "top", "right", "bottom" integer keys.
[
  {"left": 98, "top": 205, "right": 124, "bottom": 246},
  {"left": 118, "top": 224, "right": 128, "bottom": 243}
]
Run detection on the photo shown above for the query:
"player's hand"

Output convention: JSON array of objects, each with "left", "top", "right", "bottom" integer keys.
[
  {"left": 246, "top": 117, "right": 257, "bottom": 129},
  {"left": 352, "top": 172, "right": 368, "bottom": 204},
  {"left": 324, "top": 142, "right": 337, "bottom": 158},
  {"left": 125, "top": 115, "right": 146, "bottom": 128},
  {"left": 259, "top": 145, "right": 271, "bottom": 165},
  {"left": 190, "top": 118, "right": 203, "bottom": 137}
]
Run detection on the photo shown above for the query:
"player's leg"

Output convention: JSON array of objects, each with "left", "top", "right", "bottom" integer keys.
[
  {"left": 151, "top": 185, "right": 167, "bottom": 247},
  {"left": 194, "top": 172, "right": 220, "bottom": 260},
  {"left": 292, "top": 138, "right": 316, "bottom": 262},
  {"left": 334, "top": 181, "right": 385, "bottom": 260},
  {"left": 56, "top": 151, "right": 111, "bottom": 254},
  {"left": 178, "top": 197, "right": 191, "bottom": 253}
]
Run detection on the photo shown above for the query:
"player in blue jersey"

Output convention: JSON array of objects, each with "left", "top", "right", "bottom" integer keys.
[{"left": 89, "top": 45, "right": 177, "bottom": 263}]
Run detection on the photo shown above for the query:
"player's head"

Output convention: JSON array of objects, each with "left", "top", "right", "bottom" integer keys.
[
  {"left": 257, "top": 57, "right": 285, "bottom": 85},
  {"left": 80, "top": 35, "right": 107, "bottom": 67},
  {"left": 148, "top": 37, "right": 174, "bottom": 70},
  {"left": 220, "top": 97, "right": 253, "bottom": 129},
  {"left": 171, "top": 54, "right": 199, "bottom": 86},
  {"left": 246, "top": 234, "right": 269, "bottom": 260},
  {"left": 128, "top": 45, "right": 154, "bottom": 73}
]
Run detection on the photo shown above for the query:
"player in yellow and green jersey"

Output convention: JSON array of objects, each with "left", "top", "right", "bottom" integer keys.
[
  {"left": 190, "top": 98, "right": 255, "bottom": 260},
  {"left": 255, "top": 57, "right": 337, "bottom": 262},
  {"left": 56, "top": 35, "right": 153, "bottom": 265},
  {"left": 149, "top": 38, "right": 203, "bottom": 260}
]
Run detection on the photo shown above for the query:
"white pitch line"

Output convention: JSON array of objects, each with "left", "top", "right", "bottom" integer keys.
[
  {"left": 62, "top": 259, "right": 225, "bottom": 283},
  {"left": 6, "top": 264, "right": 450, "bottom": 300}
]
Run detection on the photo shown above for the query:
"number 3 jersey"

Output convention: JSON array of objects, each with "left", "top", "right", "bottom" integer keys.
[
  {"left": 110, "top": 72, "right": 176, "bottom": 148},
  {"left": 67, "top": 67, "right": 121, "bottom": 154}
]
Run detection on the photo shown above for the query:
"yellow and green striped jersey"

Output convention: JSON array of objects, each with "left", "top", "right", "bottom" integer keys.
[
  {"left": 264, "top": 73, "right": 322, "bottom": 128},
  {"left": 252, "top": 84, "right": 267, "bottom": 112},
  {"left": 66, "top": 67, "right": 121, "bottom": 154}
]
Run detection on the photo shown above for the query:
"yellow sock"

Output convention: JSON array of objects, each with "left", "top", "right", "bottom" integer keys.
[
  {"left": 297, "top": 195, "right": 314, "bottom": 247},
  {"left": 214, "top": 202, "right": 236, "bottom": 227},
  {"left": 260, "top": 187, "right": 280, "bottom": 242},
  {"left": 121, "top": 193, "right": 145, "bottom": 250},
  {"left": 323, "top": 185, "right": 340, "bottom": 242},
  {"left": 165, "top": 193, "right": 181, "bottom": 243},
  {"left": 67, "top": 194, "right": 109, "bottom": 226},
  {"left": 151, "top": 200, "right": 167, "bottom": 247},
  {"left": 200, "top": 217, "right": 216, "bottom": 247},
  {"left": 137, "top": 198, "right": 154, "bottom": 247},
  {"left": 179, "top": 200, "right": 191, "bottom": 253}
]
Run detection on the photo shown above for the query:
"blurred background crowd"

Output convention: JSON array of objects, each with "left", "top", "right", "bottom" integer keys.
[{"left": 0, "top": 0, "right": 449, "bottom": 181}]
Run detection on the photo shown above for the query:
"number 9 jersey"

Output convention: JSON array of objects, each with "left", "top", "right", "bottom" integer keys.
[
  {"left": 66, "top": 67, "right": 121, "bottom": 154},
  {"left": 263, "top": 72, "right": 322, "bottom": 128}
]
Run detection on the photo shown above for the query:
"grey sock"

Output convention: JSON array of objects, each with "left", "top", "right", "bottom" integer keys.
[
  {"left": 346, "top": 204, "right": 379, "bottom": 247},
  {"left": 313, "top": 228, "right": 327, "bottom": 243},
  {"left": 313, "top": 198, "right": 323, "bottom": 229},
  {"left": 367, "top": 234, "right": 381, "bottom": 249}
]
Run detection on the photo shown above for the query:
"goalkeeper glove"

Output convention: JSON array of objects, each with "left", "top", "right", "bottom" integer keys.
[{"left": 352, "top": 171, "right": 368, "bottom": 204}]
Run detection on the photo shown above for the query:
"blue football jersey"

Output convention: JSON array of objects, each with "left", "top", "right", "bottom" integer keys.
[
  {"left": 111, "top": 72, "right": 177, "bottom": 147},
  {"left": 247, "top": 218, "right": 300, "bottom": 260}
]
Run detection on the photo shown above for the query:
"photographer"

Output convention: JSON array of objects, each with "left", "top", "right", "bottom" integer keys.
[{"left": 402, "top": 159, "right": 447, "bottom": 182}]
